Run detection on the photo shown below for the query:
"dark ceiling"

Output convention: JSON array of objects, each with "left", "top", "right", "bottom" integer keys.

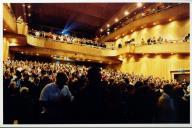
[{"left": 11, "top": 3, "right": 127, "bottom": 38}]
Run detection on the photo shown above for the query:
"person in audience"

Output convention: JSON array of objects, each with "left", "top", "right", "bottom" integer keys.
[
  {"left": 156, "top": 84, "right": 176, "bottom": 123},
  {"left": 147, "top": 38, "right": 151, "bottom": 45},
  {"left": 35, "top": 31, "right": 40, "bottom": 37},
  {"left": 11, "top": 70, "right": 22, "bottom": 88},
  {"left": 39, "top": 72, "right": 73, "bottom": 123},
  {"left": 141, "top": 38, "right": 145, "bottom": 45}
]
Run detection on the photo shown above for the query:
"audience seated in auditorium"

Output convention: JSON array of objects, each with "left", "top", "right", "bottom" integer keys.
[{"left": 3, "top": 59, "right": 190, "bottom": 124}]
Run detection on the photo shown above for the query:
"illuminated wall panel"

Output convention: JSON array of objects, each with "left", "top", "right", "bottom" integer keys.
[
  {"left": 3, "top": 38, "right": 10, "bottom": 61},
  {"left": 118, "top": 54, "right": 189, "bottom": 80}
]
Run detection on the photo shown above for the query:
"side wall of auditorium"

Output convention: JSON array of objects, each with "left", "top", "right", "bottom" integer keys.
[{"left": 115, "top": 54, "right": 189, "bottom": 80}]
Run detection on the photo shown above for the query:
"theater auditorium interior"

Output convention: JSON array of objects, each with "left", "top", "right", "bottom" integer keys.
[{"left": 3, "top": 2, "right": 190, "bottom": 125}]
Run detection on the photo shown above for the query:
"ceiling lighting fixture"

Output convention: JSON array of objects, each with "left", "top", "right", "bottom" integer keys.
[
  {"left": 100, "top": 29, "right": 103, "bottom": 32},
  {"left": 107, "top": 24, "right": 110, "bottom": 28},
  {"left": 21, "top": 51, "right": 24, "bottom": 54},
  {"left": 124, "top": 11, "right": 129, "bottom": 16},
  {"left": 36, "top": 53, "right": 39, "bottom": 56},
  {"left": 27, "top": 5, "right": 31, "bottom": 9},
  {"left": 28, "top": 13, "right": 31, "bottom": 17},
  {"left": 137, "top": 3, "right": 143, "bottom": 7},
  {"left": 115, "top": 18, "right": 119, "bottom": 22}
]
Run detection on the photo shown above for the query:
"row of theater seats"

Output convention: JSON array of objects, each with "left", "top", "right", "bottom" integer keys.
[
  {"left": 28, "top": 29, "right": 107, "bottom": 49},
  {"left": 3, "top": 59, "right": 190, "bottom": 124}
]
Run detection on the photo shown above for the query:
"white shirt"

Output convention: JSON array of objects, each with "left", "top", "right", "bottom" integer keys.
[{"left": 39, "top": 82, "right": 73, "bottom": 102}]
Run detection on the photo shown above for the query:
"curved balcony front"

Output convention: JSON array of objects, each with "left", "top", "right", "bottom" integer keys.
[
  {"left": 26, "top": 35, "right": 119, "bottom": 57},
  {"left": 26, "top": 35, "right": 189, "bottom": 57}
]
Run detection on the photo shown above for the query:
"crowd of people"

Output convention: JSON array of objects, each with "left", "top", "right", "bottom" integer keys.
[
  {"left": 121, "top": 34, "right": 190, "bottom": 48},
  {"left": 3, "top": 59, "right": 190, "bottom": 124},
  {"left": 29, "top": 29, "right": 107, "bottom": 49},
  {"left": 142, "top": 34, "right": 190, "bottom": 45}
]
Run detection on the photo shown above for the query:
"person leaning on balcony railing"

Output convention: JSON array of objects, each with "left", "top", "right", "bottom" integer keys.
[
  {"left": 183, "top": 34, "right": 190, "bottom": 42},
  {"left": 141, "top": 38, "right": 145, "bottom": 45},
  {"left": 151, "top": 37, "right": 156, "bottom": 44},
  {"left": 35, "top": 31, "right": 40, "bottom": 37},
  {"left": 52, "top": 34, "right": 57, "bottom": 40}
]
